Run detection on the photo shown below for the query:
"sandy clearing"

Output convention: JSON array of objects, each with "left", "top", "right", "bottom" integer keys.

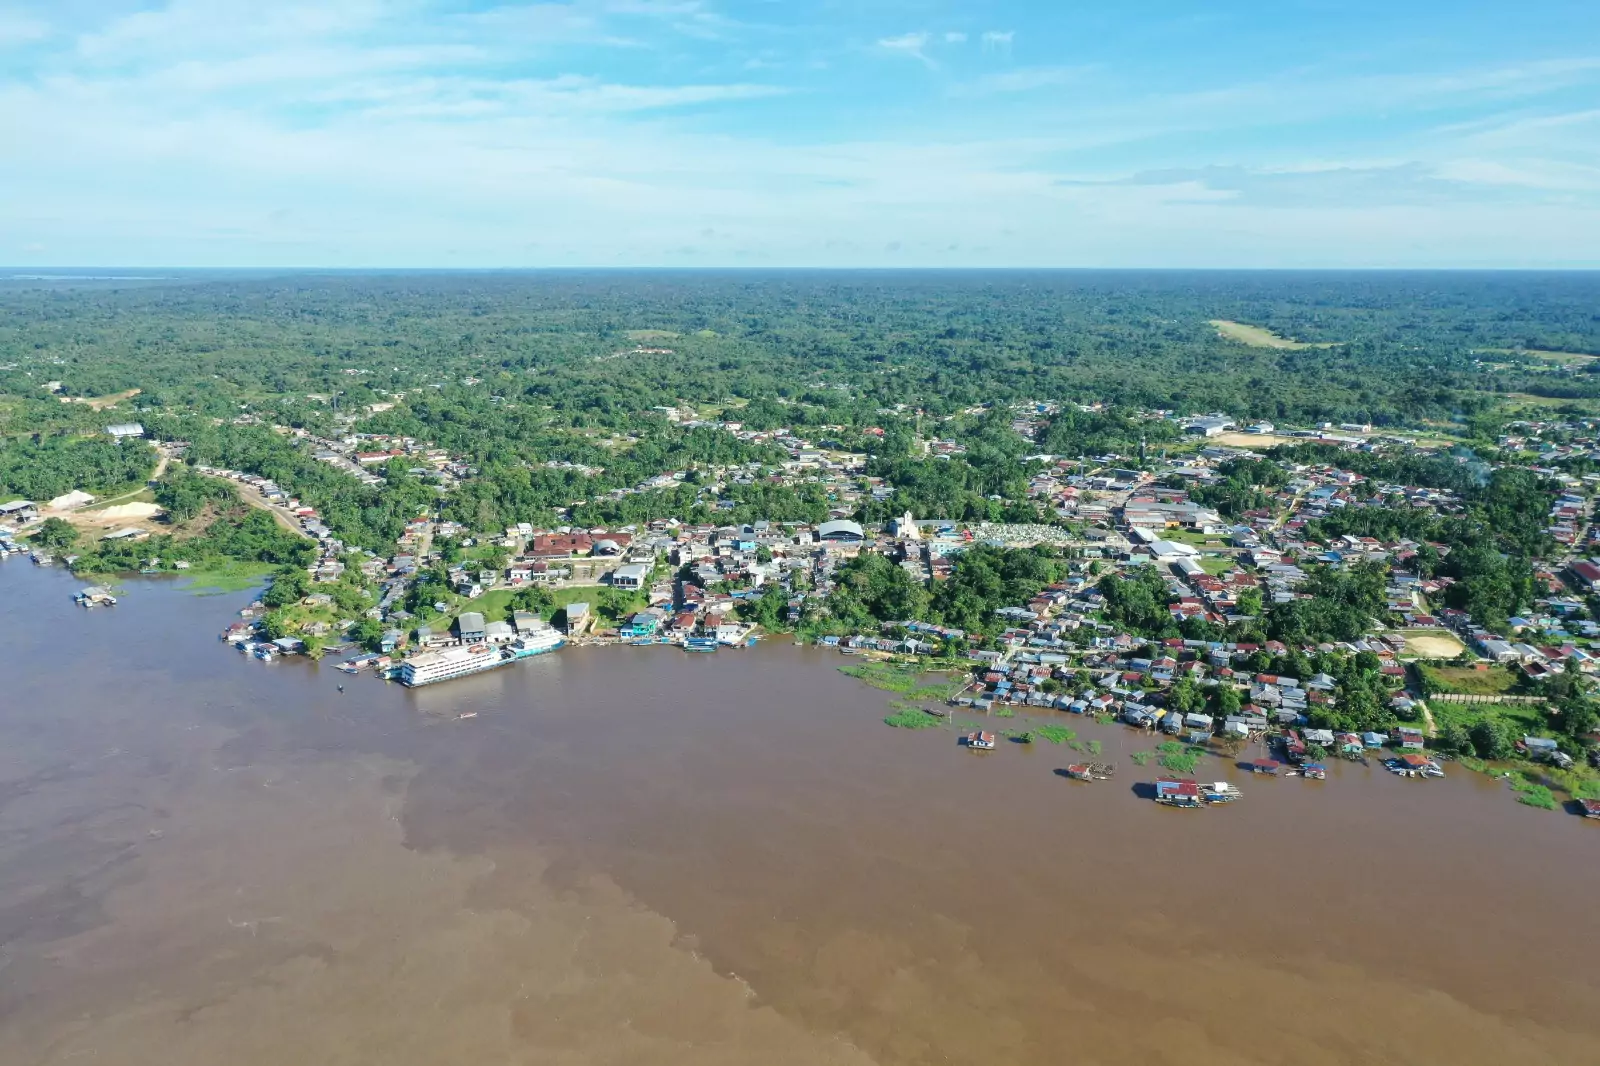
[{"left": 1398, "top": 632, "right": 1465, "bottom": 659}]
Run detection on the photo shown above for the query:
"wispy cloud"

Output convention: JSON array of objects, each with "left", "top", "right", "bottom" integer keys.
[
  {"left": 0, "top": 8, "right": 49, "bottom": 47},
  {"left": 2, "top": 1, "right": 1598, "bottom": 267},
  {"left": 952, "top": 66, "right": 1086, "bottom": 97},
  {"left": 877, "top": 31, "right": 934, "bottom": 68},
  {"left": 981, "top": 30, "right": 1014, "bottom": 54}
]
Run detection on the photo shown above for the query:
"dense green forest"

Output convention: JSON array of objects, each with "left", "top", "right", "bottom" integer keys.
[
  {"left": 3, "top": 270, "right": 1597, "bottom": 567},
  {"left": 5, "top": 271, "right": 1600, "bottom": 440}
]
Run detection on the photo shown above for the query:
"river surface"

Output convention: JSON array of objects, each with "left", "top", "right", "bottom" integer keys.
[{"left": 0, "top": 564, "right": 1595, "bottom": 1065}]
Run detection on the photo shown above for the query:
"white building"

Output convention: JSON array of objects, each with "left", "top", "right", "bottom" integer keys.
[{"left": 611, "top": 562, "right": 651, "bottom": 589}]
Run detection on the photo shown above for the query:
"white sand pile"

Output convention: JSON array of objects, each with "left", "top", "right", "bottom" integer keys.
[{"left": 95, "top": 502, "right": 164, "bottom": 521}]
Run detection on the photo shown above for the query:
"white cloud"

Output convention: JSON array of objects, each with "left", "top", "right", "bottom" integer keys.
[
  {"left": 981, "top": 30, "right": 1014, "bottom": 53},
  {"left": 943, "top": 32, "right": 967, "bottom": 44}
]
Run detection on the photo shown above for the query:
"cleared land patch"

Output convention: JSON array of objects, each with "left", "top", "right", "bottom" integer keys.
[
  {"left": 60, "top": 388, "right": 142, "bottom": 410},
  {"left": 624, "top": 329, "right": 681, "bottom": 342},
  {"left": 1210, "top": 320, "right": 1339, "bottom": 351},
  {"left": 1478, "top": 348, "right": 1598, "bottom": 366},
  {"left": 1418, "top": 663, "right": 1520, "bottom": 697},
  {"left": 1501, "top": 393, "right": 1600, "bottom": 413},
  {"left": 1211, "top": 431, "right": 1294, "bottom": 449}
]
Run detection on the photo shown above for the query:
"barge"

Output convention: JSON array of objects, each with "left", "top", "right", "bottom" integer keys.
[{"left": 398, "top": 629, "right": 564, "bottom": 687}]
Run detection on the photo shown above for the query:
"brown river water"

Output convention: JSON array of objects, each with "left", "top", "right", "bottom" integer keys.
[{"left": 0, "top": 564, "right": 1595, "bottom": 1065}]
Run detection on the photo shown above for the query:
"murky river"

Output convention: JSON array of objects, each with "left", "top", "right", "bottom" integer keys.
[{"left": 0, "top": 565, "right": 1595, "bottom": 1065}]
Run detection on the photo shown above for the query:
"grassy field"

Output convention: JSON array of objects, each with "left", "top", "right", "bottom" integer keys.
[
  {"left": 1162, "top": 528, "right": 1228, "bottom": 548},
  {"left": 1418, "top": 662, "right": 1521, "bottom": 697},
  {"left": 1209, "top": 320, "right": 1339, "bottom": 351},
  {"left": 1198, "top": 556, "right": 1236, "bottom": 576},
  {"left": 1478, "top": 348, "right": 1598, "bottom": 366},
  {"left": 1500, "top": 393, "right": 1600, "bottom": 414},
  {"left": 1427, "top": 700, "right": 1545, "bottom": 738},
  {"left": 625, "top": 329, "right": 681, "bottom": 342}
]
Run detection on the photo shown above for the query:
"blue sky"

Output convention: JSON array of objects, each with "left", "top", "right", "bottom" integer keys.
[{"left": 3, "top": 0, "right": 1599, "bottom": 267}]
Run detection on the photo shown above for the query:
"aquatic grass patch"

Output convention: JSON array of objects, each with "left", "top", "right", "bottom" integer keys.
[
  {"left": 1032, "top": 725, "right": 1076, "bottom": 745},
  {"left": 1129, "top": 751, "right": 1154, "bottom": 766},
  {"left": 883, "top": 706, "right": 941, "bottom": 730},
  {"left": 1157, "top": 740, "right": 1202, "bottom": 775},
  {"left": 840, "top": 663, "right": 954, "bottom": 701},
  {"left": 1511, "top": 776, "right": 1558, "bottom": 810},
  {"left": 178, "top": 561, "right": 276, "bottom": 594}
]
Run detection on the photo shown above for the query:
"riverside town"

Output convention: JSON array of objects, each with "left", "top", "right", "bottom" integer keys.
[{"left": 9, "top": 297, "right": 1600, "bottom": 819}]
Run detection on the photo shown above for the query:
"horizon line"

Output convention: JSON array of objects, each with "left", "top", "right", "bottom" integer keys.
[{"left": 5, "top": 265, "right": 1600, "bottom": 274}]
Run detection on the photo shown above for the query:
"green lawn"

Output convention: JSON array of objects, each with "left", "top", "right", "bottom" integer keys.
[
  {"left": 1162, "top": 528, "right": 1227, "bottom": 548},
  {"left": 1198, "top": 556, "right": 1235, "bottom": 576}
]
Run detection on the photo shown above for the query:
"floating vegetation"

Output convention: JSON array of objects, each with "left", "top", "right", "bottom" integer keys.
[
  {"left": 1033, "top": 725, "right": 1076, "bottom": 745},
  {"left": 841, "top": 663, "right": 952, "bottom": 701},
  {"left": 994, "top": 706, "right": 1015, "bottom": 718},
  {"left": 1512, "top": 777, "right": 1558, "bottom": 810},
  {"left": 1130, "top": 751, "right": 1154, "bottom": 766},
  {"left": 883, "top": 706, "right": 941, "bottom": 730},
  {"left": 1156, "top": 741, "right": 1202, "bottom": 774}
]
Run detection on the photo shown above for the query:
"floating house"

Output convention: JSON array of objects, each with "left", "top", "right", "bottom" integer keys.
[{"left": 1154, "top": 778, "right": 1203, "bottom": 808}]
